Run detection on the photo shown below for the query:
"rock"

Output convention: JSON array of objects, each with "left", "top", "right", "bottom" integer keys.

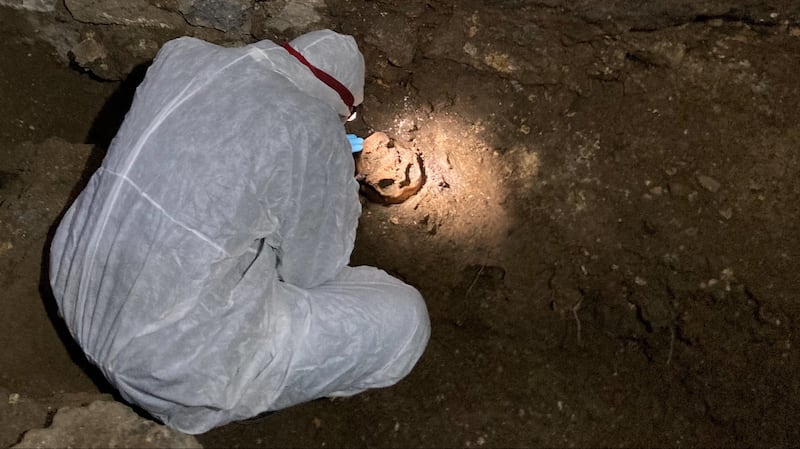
[
  {"left": 363, "top": 13, "right": 416, "bottom": 67},
  {"left": 252, "top": 0, "right": 326, "bottom": 37},
  {"left": 0, "top": 388, "right": 49, "bottom": 448},
  {"left": 70, "top": 32, "right": 107, "bottom": 68},
  {"left": 174, "top": 0, "right": 252, "bottom": 33},
  {"left": 69, "top": 28, "right": 162, "bottom": 80},
  {"left": 65, "top": 0, "right": 185, "bottom": 29},
  {"left": 696, "top": 174, "right": 721, "bottom": 193},
  {"left": 627, "top": 41, "right": 686, "bottom": 68},
  {"left": 0, "top": 0, "right": 57, "bottom": 12},
  {"left": 0, "top": 241, "right": 14, "bottom": 257},
  {"left": 12, "top": 400, "right": 202, "bottom": 449},
  {"left": 356, "top": 132, "right": 425, "bottom": 204},
  {"left": 20, "top": 13, "right": 83, "bottom": 64},
  {"left": 667, "top": 181, "right": 690, "bottom": 197}
]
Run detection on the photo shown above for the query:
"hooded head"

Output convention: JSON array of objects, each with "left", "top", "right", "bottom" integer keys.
[{"left": 288, "top": 30, "right": 365, "bottom": 118}]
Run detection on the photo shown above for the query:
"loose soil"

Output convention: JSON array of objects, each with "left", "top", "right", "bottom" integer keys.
[{"left": 1, "top": 2, "right": 799, "bottom": 447}]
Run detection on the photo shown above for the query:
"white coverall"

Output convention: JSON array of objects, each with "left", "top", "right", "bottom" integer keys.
[{"left": 49, "top": 30, "right": 430, "bottom": 434}]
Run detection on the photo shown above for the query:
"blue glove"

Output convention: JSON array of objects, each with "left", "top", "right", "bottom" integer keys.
[{"left": 347, "top": 134, "right": 364, "bottom": 153}]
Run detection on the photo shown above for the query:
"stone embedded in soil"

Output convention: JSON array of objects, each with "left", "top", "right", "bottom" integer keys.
[
  {"left": 355, "top": 132, "right": 425, "bottom": 204},
  {"left": 626, "top": 41, "right": 686, "bottom": 68},
  {"left": 252, "top": 0, "right": 326, "bottom": 36},
  {"left": 64, "top": 0, "right": 185, "bottom": 29},
  {"left": 70, "top": 34, "right": 107, "bottom": 67},
  {"left": 696, "top": 174, "right": 721, "bottom": 192},
  {"left": 667, "top": 181, "right": 690, "bottom": 197},
  {"left": 69, "top": 28, "right": 162, "bottom": 80},
  {"left": 12, "top": 400, "right": 202, "bottom": 449},
  {"left": 0, "top": 0, "right": 56, "bottom": 12},
  {"left": 174, "top": 0, "right": 252, "bottom": 33}
]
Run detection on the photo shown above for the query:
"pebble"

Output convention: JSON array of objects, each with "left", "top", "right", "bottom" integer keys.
[
  {"left": 0, "top": 241, "right": 13, "bottom": 257},
  {"left": 720, "top": 268, "right": 735, "bottom": 280},
  {"left": 719, "top": 207, "right": 733, "bottom": 220},
  {"left": 696, "top": 174, "right": 721, "bottom": 192},
  {"left": 668, "top": 182, "right": 690, "bottom": 197}
]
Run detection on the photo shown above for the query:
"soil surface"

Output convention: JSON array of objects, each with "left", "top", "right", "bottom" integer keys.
[{"left": 2, "top": 2, "right": 799, "bottom": 447}]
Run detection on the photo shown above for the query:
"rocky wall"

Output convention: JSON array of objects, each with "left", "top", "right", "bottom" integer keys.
[
  {"left": 1, "top": 0, "right": 335, "bottom": 80},
  {"left": 3, "top": 0, "right": 799, "bottom": 82}
]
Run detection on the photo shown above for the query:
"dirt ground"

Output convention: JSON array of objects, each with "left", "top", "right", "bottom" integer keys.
[{"left": 2, "top": 1, "right": 799, "bottom": 447}]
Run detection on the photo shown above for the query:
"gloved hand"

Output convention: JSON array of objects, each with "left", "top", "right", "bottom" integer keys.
[{"left": 347, "top": 134, "right": 364, "bottom": 153}]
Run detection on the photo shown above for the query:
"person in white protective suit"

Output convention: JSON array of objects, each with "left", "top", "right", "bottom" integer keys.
[{"left": 49, "top": 29, "right": 430, "bottom": 434}]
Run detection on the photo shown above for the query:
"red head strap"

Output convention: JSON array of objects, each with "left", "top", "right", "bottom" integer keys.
[{"left": 281, "top": 42, "right": 355, "bottom": 114}]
